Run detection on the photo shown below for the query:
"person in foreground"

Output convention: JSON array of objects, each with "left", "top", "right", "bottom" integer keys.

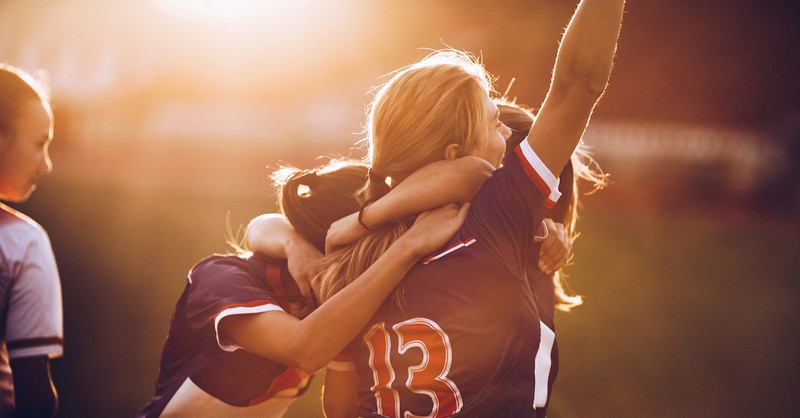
[
  {"left": 136, "top": 167, "right": 470, "bottom": 417},
  {"left": 0, "top": 63, "right": 62, "bottom": 418},
  {"left": 309, "top": 0, "right": 626, "bottom": 416}
]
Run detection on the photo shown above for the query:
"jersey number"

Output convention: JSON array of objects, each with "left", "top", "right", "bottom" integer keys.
[{"left": 364, "top": 318, "right": 463, "bottom": 418}]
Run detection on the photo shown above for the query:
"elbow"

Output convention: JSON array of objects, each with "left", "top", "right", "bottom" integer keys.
[
  {"left": 461, "top": 155, "right": 495, "bottom": 178},
  {"left": 283, "top": 337, "right": 328, "bottom": 372},
  {"left": 293, "top": 357, "right": 326, "bottom": 374},
  {"left": 551, "top": 73, "right": 609, "bottom": 105},
  {"left": 457, "top": 156, "right": 494, "bottom": 201}
]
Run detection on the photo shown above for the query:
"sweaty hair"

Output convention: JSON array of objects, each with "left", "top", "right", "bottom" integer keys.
[
  {"left": 0, "top": 63, "right": 50, "bottom": 147},
  {"left": 497, "top": 99, "right": 608, "bottom": 311}
]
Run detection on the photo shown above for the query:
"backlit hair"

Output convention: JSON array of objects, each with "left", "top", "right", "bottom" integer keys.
[
  {"left": 315, "top": 49, "right": 496, "bottom": 308},
  {"left": 0, "top": 63, "right": 51, "bottom": 146},
  {"left": 363, "top": 49, "right": 494, "bottom": 200}
]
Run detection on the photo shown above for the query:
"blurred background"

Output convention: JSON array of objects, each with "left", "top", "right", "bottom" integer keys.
[{"left": 2, "top": 0, "right": 799, "bottom": 416}]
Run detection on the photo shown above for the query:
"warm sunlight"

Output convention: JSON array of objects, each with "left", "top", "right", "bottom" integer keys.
[{"left": 151, "top": 0, "right": 292, "bottom": 22}]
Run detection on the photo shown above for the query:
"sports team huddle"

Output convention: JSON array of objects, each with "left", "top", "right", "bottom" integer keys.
[
  {"left": 0, "top": 0, "right": 625, "bottom": 416},
  {"left": 136, "top": 0, "right": 626, "bottom": 416}
]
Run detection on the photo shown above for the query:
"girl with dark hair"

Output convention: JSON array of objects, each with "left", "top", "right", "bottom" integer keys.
[{"left": 137, "top": 163, "right": 471, "bottom": 417}]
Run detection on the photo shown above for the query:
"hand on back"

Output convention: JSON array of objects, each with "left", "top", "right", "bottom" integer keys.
[{"left": 402, "top": 202, "right": 471, "bottom": 259}]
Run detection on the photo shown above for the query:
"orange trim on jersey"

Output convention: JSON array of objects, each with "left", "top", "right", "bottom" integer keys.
[
  {"left": 250, "top": 367, "right": 312, "bottom": 405},
  {"left": 513, "top": 146, "right": 557, "bottom": 209},
  {"left": 265, "top": 264, "right": 285, "bottom": 294}
]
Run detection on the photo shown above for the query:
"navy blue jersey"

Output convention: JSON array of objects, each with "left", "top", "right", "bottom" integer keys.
[
  {"left": 138, "top": 253, "right": 313, "bottom": 418},
  {"left": 344, "top": 143, "right": 561, "bottom": 418}
]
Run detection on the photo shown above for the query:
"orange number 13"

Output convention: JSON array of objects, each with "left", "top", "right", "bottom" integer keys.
[{"left": 364, "top": 318, "right": 463, "bottom": 418}]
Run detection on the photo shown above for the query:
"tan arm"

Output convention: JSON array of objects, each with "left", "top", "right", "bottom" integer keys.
[
  {"left": 326, "top": 156, "right": 492, "bottom": 252},
  {"left": 527, "top": 0, "right": 626, "bottom": 175},
  {"left": 223, "top": 203, "right": 470, "bottom": 372}
]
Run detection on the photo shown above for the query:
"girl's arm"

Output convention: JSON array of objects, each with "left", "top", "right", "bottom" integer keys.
[
  {"left": 526, "top": 0, "right": 625, "bottom": 175},
  {"left": 245, "top": 214, "right": 322, "bottom": 301},
  {"left": 223, "top": 203, "right": 470, "bottom": 372},
  {"left": 326, "top": 156, "right": 493, "bottom": 252},
  {"left": 537, "top": 218, "right": 572, "bottom": 275},
  {"left": 322, "top": 369, "right": 360, "bottom": 418}
]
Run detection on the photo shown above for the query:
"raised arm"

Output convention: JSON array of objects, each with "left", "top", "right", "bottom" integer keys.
[
  {"left": 326, "top": 156, "right": 493, "bottom": 252},
  {"left": 223, "top": 203, "right": 470, "bottom": 372},
  {"left": 526, "top": 0, "right": 625, "bottom": 175}
]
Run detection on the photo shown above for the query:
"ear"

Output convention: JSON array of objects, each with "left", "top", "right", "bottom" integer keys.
[{"left": 443, "top": 143, "right": 461, "bottom": 160}]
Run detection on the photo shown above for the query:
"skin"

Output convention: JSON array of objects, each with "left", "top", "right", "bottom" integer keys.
[
  {"left": 0, "top": 99, "right": 58, "bottom": 417},
  {"left": 0, "top": 100, "right": 54, "bottom": 203},
  {"left": 221, "top": 203, "right": 471, "bottom": 372},
  {"left": 323, "top": 0, "right": 625, "bottom": 414}
]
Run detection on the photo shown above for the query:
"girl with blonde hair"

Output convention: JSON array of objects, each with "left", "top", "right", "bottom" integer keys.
[
  {"left": 318, "top": 0, "right": 625, "bottom": 415},
  {"left": 250, "top": 0, "right": 624, "bottom": 415}
]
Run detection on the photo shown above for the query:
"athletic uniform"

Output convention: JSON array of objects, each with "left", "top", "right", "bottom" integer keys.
[
  {"left": 331, "top": 142, "right": 561, "bottom": 418},
  {"left": 0, "top": 204, "right": 64, "bottom": 415},
  {"left": 137, "top": 253, "right": 313, "bottom": 418},
  {"left": 524, "top": 249, "right": 559, "bottom": 416}
]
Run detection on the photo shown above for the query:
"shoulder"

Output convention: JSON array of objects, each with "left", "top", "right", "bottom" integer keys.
[
  {"left": 0, "top": 203, "right": 49, "bottom": 241},
  {"left": 0, "top": 204, "right": 55, "bottom": 275},
  {"left": 189, "top": 254, "right": 261, "bottom": 284}
]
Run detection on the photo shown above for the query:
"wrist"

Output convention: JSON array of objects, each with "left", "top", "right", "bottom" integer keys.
[
  {"left": 390, "top": 235, "right": 426, "bottom": 264},
  {"left": 358, "top": 199, "right": 378, "bottom": 231}
]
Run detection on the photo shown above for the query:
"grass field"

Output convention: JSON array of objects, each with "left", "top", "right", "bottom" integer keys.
[{"left": 14, "top": 177, "right": 800, "bottom": 417}]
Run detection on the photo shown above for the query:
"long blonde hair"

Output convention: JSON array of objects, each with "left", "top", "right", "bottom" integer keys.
[{"left": 315, "top": 50, "right": 494, "bottom": 306}]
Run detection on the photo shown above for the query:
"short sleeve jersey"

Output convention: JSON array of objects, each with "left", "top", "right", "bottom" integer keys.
[
  {"left": 345, "top": 143, "right": 562, "bottom": 418},
  {"left": 0, "top": 204, "right": 63, "bottom": 413},
  {"left": 137, "top": 253, "right": 313, "bottom": 418}
]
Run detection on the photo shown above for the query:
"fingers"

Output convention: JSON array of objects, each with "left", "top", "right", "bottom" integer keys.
[
  {"left": 325, "top": 212, "right": 362, "bottom": 254},
  {"left": 324, "top": 230, "right": 335, "bottom": 255},
  {"left": 538, "top": 219, "right": 571, "bottom": 274}
]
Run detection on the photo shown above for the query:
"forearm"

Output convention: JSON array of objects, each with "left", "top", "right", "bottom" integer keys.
[
  {"left": 323, "top": 370, "right": 360, "bottom": 418},
  {"left": 231, "top": 237, "right": 421, "bottom": 371},
  {"left": 552, "top": 0, "right": 625, "bottom": 95},
  {"left": 363, "top": 157, "right": 492, "bottom": 227},
  {"left": 286, "top": 239, "right": 420, "bottom": 370},
  {"left": 245, "top": 214, "right": 293, "bottom": 258}
]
